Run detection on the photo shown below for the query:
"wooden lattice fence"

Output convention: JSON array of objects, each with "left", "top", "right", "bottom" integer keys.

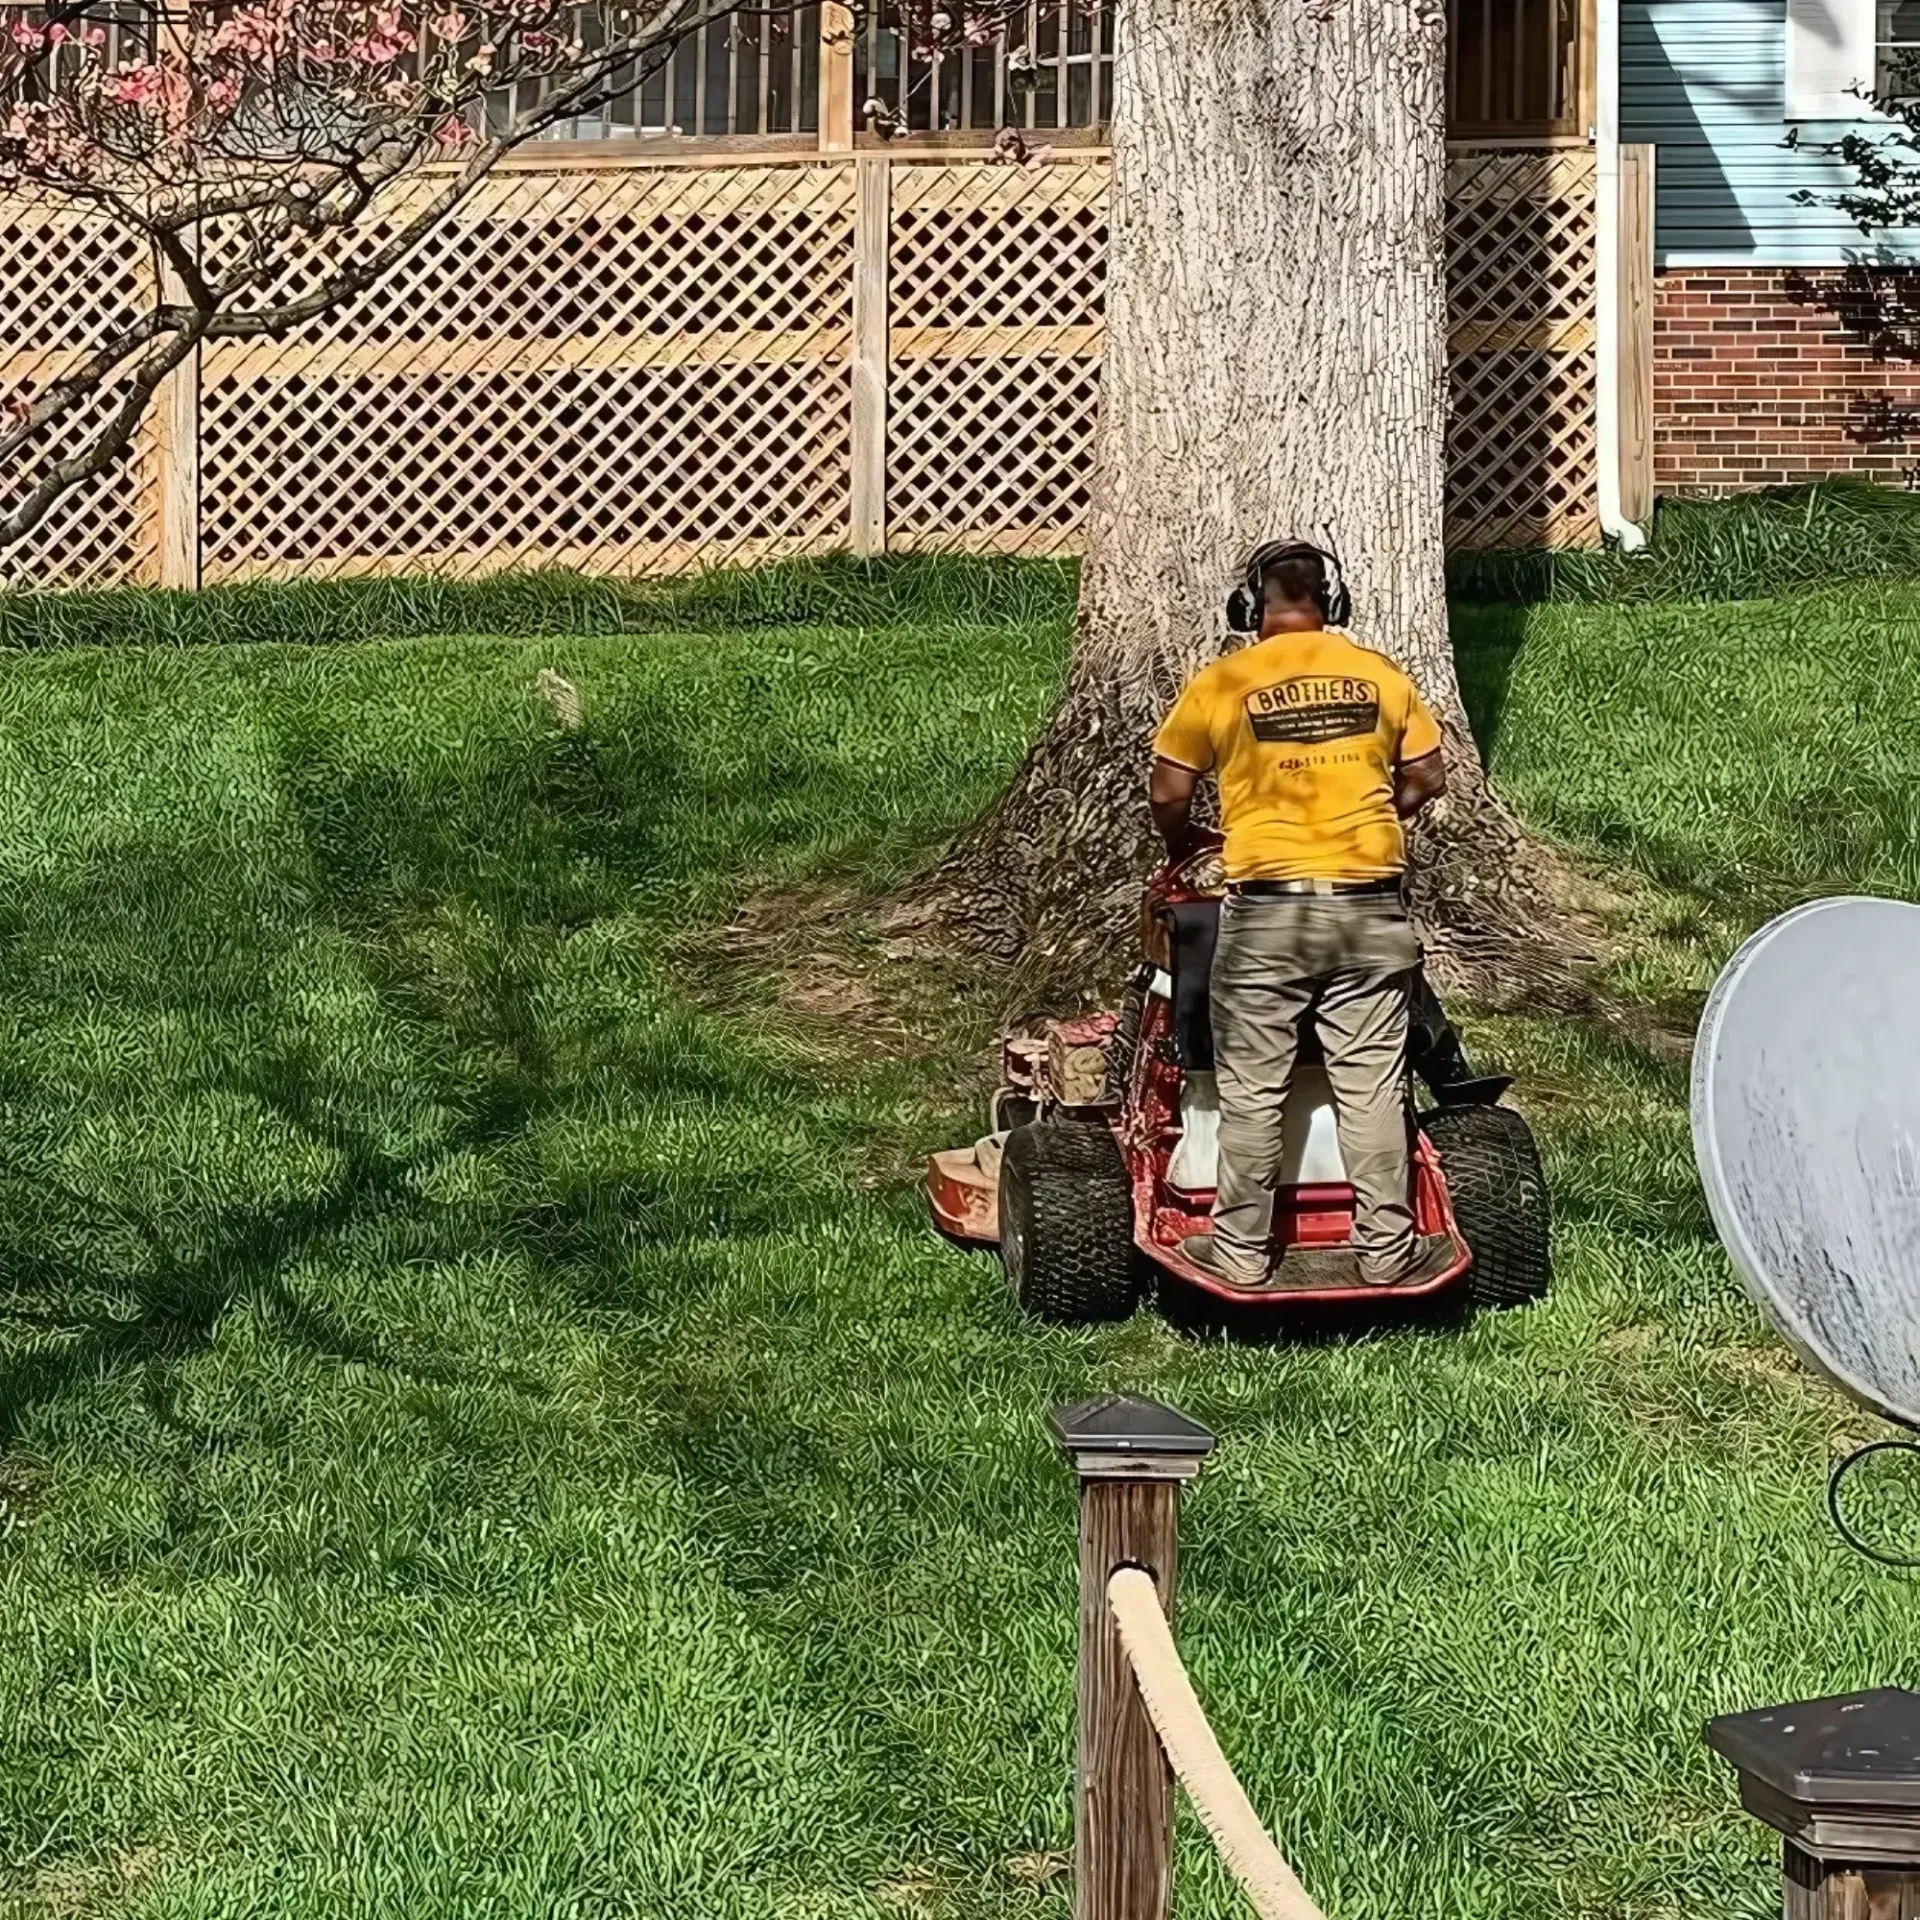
[
  {"left": 0, "top": 204, "right": 155, "bottom": 586},
  {"left": 0, "top": 146, "right": 1597, "bottom": 591},
  {"left": 1445, "top": 147, "right": 1600, "bottom": 550}
]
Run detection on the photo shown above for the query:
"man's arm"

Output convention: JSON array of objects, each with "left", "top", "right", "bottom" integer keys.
[
  {"left": 1394, "top": 748, "right": 1447, "bottom": 820},
  {"left": 1149, "top": 756, "right": 1204, "bottom": 860}
]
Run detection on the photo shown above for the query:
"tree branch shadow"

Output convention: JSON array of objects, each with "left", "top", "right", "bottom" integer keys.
[
  {"left": 0, "top": 692, "right": 799, "bottom": 1453},
  {"left": 1783, "top": 265, "right": 1920, "bottom": 462}
]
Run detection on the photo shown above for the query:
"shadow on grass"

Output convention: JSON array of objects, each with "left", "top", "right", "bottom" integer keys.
[
  {"left": 0, "top": 702, "right": 848, "bottom": 1451},
  {"left": 1450, "top": 605, "right": 1533, "bottom": 764},
  {"left": 1154, "top": 1283, "right": 1476, "bottom": 1349}
]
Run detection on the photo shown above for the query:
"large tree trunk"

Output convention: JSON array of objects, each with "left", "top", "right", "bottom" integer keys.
[{"left": 945, "top": 0, "right": 1572, "bottom": 1004}]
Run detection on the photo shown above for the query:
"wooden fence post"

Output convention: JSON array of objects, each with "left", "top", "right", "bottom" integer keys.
[
  {"left": 1052, "top": 1395, "right": 1217, "bottom": 1920},
  {"left": 1707, "top": 1690, "right": 1920, "bottom": 1920},
  {"left": 1618, "top": 142, "right": 1656, "bottom": 527},
  {"left": 818, "top": 0, "right": 854, "bottom": 154},
  {"left": 851, "top": 155, "right": 890, "bottom": 558},
  {"left": 147, "top": 251, "right": 201, "bottom": 591}
]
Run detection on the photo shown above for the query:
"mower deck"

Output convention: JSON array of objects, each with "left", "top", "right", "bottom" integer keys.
[{"left": 927, "top": 1143, "right": 1001, "bottom": 1244}]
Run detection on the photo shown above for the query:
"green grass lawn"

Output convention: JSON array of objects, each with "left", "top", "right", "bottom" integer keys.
[{"left": 1, "top": 574, "right": 1916, "bottom": 1920}]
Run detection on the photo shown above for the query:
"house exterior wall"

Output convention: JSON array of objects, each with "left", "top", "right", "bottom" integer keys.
[
  {"left": 1656, "top": 268, "right": 1920, "bottom": 491},
  {"left": 1621, "top": 0, "right": 1920, "bottom": 267},
  {"left": 1622, "top": 2, "right": 1920, "bottom": 494}
]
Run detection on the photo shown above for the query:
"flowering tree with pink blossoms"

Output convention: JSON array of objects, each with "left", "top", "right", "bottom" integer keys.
[{"left": 0, "top": 0, "right": 1042, "bottom": 547}]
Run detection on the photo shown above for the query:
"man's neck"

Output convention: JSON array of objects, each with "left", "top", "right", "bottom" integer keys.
[{"left": 1259, "top": 612, "right": 1327, "bottom": 639}]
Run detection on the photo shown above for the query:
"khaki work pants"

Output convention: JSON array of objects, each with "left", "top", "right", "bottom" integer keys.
[{"left": 1209, "top": 891, "right": 1421, "bottom": 1283}]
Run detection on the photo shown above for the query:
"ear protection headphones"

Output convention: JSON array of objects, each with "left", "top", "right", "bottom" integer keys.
[{"left": 1224, "top": 538, "right": 1352, "bottom": 634}]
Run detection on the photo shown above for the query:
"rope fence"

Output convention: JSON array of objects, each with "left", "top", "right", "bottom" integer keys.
[
  {"left": 1052, "top": 1394, "right": 1336, "bottom": 1920},
  {"left": 1107, "top": 1565, "right": 1327, "bottom": 1920}
]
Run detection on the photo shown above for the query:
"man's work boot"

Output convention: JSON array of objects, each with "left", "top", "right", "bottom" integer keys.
[
  {"left": 1180, "top": 1234, "right": 1269, "bottom": 1290},
  {"left": 1357, "top": 1232, "right": 1457, "bottom": 1289}
]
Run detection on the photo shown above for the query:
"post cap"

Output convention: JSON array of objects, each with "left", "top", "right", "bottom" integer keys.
[
  {"left": 1707, "top": 1689, "right": 1920, "bottom": 1810},
  {"left": 1050, "top": 1395, "right": 1216, "bottom": 1481}
]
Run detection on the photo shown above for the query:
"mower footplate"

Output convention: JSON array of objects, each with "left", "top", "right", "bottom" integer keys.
[{"left": 1149, "top": 1229, "right": 1471, "bottom": 1305}]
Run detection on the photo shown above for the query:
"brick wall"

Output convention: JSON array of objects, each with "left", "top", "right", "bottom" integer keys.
[{"left": 1656, "top": 267, "right": 1920, "bottom": 494}]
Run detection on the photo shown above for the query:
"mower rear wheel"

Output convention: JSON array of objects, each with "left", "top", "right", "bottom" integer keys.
[
  {"left": 1422, "top": 1103, "right": 1552, "bottom": 1310},
  {"left": 998, "top": 1121, "right": 1142, "bottom": 1324}
]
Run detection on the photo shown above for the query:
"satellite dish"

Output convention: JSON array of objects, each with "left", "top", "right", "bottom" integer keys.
[{"left": 1692, "top": 897, "right": 1920, "bottom": 1561}]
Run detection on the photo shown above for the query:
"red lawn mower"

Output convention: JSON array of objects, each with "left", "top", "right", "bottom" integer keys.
[{"left": 927, "top": 848, "right": 1551, "bottom": 1323}]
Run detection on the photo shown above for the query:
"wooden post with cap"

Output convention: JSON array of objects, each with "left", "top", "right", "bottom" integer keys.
[
  {"left": 1707, "top": 1688, "right": 1920, "bottom": 1919},
  {"left": 1052, "top": 1394, "right": 1216, "bottom": 1920}
]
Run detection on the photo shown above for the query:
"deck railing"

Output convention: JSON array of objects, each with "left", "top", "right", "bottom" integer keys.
[{"left": 505, "top": 0, "right": 1582, "bottom": 147}]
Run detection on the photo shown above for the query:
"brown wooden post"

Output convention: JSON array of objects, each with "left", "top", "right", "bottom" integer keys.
[
  {"left": 1575, "top": 0, "right": 1600, "bottom": 138},
  {"left": 1708, "top": 1690, "right": 1920, "bottom": 1920},
  {"left": 1618, "top": 142, "right": 1656, "bottom": 528},
  {"left": 1052, "top": 1395, "right": 1216, "bottom": 1920},
  {"left": 150, "top": 340, "right": 200, "bottom": 591},
  {"left": 135, "top": 250, "right": 201, "bottom": 591}
]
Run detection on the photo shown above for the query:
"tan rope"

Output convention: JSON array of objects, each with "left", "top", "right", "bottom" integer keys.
[{"left": 1107, "top": 1566, "right": 1330, "bottom": 1920}]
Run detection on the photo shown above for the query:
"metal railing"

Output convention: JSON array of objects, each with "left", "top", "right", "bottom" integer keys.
[
  {"left": 516, "top": 0, "right": 1581, "bottom": 146},
  {"left": 853, "top": 0, "right": 1112, "bottom": 137},
  {"left": 500, "top": 2, "right": 823, "bottom": 141},
  {"left": 1446, "top": 0, "right": 1593, "bottom": 141},
  {"left": 7, "top": 1, "right": 1591, "bottom": 148},
  {"left": 506, "top": 0, "right": 1112, "bottom": 143}
]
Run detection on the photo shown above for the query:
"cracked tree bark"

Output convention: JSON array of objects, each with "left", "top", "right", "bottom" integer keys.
[{"left": 938, "top": 0, "right": 1576, "bottom": 1006}]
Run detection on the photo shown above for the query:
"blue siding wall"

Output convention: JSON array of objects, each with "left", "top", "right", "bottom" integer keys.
[{"left": 1622, "top": 0, "right": 1919, "bottom": 265}]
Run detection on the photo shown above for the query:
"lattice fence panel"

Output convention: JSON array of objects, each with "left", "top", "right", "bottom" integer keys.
[
  {"left": 199, "top": 162, "right": 856, "bottom": 580},
  {"left": 3, "top": 145, "right": 1598, "bottom": 590},
  {"left": 1446, "top": 149, "right": 1600, "bottom": 550},
  {"left": 0, "top": 197, "right": 156, "bottom": 588},
  {"left": 886, "top": 159, "right": 1108, "bottom": 556}
]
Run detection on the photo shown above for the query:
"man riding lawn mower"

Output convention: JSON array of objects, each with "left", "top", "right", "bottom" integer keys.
[{"left": 927, "top": 541, "right": 1550, "bottom": 1324}]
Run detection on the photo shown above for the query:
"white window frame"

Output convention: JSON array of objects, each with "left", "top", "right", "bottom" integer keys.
[
  {"left": 1787, "top": 0, "right": 1877, "bottom": 118},
  {"left": 1879, "top": 0, "right": 1920, "bottom": 97}
]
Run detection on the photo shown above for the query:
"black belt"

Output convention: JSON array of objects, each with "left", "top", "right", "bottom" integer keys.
[{"left": 1227, "top": 876, "right": 1404, "bottom": 898}]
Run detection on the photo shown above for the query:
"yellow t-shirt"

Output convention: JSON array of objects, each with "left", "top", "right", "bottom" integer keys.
[{"left": 1153, "top": 628, "right": 1444, "bottom": 883}]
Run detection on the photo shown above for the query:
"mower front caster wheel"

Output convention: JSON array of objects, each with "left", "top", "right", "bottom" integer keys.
[{"left": 998, "top": 1121, "right": 1142, "bottom": 1324}]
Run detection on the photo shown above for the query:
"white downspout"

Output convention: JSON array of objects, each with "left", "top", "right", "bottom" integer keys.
[{"left": 1594, "top": 0, "right": 1649, "bottom": 551}]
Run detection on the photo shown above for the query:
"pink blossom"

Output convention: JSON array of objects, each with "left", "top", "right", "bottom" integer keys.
[
  {"left": 210, "top": 9, "right": 285, "bottom": 60},
  {"left": 8, "top": 20, "right": 46, "bottom": 53},
  {"left": 105, "top": 64, "right": 164, "bottom": 106},
  {"left": 428, "top": 10, "right": 467, "bottom": 40}
]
